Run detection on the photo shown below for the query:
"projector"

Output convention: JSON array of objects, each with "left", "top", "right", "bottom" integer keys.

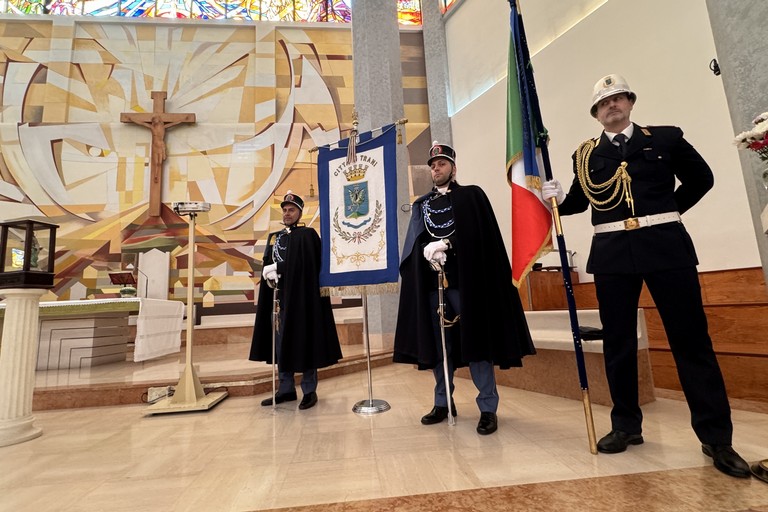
[{"left": 172, "top": 201, "right": 211, "bottom": 214}]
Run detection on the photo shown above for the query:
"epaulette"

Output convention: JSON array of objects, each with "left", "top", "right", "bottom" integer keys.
[
  {"left": 641, "top": 125, "right": 676, "bottom": 136},
  {"left": 581, "top": 136, "right": 600, "bottom": 148}
]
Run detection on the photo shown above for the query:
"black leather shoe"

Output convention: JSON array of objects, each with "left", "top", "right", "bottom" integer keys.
[
  {"left": 260, "top": 390, "right": 297, "bottom": 406},
  {"left": 476, "top": 412, "right": 498, "bottom": 435},
  {"left": 597, "top": 430, "right": 644, "bottom": 453},
  {"left": 298, "top": 391, "right": 318, "bottom": 410},
  {"left": 751, "top": 459, "right": 768, "bottom": 483},
  {"left": 421, "top": 403, "right": 457, "bottom": 425},
  {"left": 702, "top": 444, "right": 751, "bottom": 478}
]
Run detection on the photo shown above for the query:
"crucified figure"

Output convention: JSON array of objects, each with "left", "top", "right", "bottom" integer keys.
[{"left": 121, "top": 91, "right": 196, "bottom": 216}]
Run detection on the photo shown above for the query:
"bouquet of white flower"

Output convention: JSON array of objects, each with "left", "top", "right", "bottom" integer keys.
[
  {"left": 734, "top": 112, "right": 768, "bottom": 189},
  {"left": 734, "top": 112, "right": 768, "bottom": 155}
]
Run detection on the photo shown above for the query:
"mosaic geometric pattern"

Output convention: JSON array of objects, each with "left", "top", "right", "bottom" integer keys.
[
  {"left": 4, "top": 0, "right": 423, "bottom": 24},
  {"left": 0, "top": 18, "right": 430, "bottom": 303}
]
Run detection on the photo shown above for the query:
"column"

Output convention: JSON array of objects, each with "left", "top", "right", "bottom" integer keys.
[
  {"left": 706, "top": 0, "right": 768, "bottom": 287},
  {"left": 421, "top": 0, "right": 453, "bottom": 145},
  {"left": 351, "top": 0, "right": 411, "bottom": 350},
  {"left": 0, "top": 288, "right": 46, "bottom": 447}
]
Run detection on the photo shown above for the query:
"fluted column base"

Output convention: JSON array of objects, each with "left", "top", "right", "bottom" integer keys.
[
  {"left": 0, "top": 416, "right": 42, "bottom": 447},
  {"left": 0, "top": 288, "right": 46, "bottom": 447}
]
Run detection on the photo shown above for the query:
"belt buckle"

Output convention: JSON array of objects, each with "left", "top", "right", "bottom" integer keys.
[{"left": 623, "top": 217, "right": 640, "bottom": 230}]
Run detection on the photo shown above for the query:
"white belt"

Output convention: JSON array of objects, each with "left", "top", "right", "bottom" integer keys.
[{"left": 594, "top": 212, "right": 681, "bottom": 234}]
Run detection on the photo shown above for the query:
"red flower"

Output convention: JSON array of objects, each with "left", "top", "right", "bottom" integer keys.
[{"left": 748, "top": 133, "right": 768, "bottom": 151}]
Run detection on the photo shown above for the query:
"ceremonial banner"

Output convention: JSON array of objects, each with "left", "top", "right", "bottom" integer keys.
[
  {"left": 507, "top": 0, "right": 552, "bottom": 288},
  {"left": 318, "top": 124, "right": 399, "bottom": 290}
]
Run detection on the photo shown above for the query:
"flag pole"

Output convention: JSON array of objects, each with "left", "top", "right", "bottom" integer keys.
[
  {"left": 509, "top": 0, "right": 597, "bottom": 454},
  {"left": 351, "top": 290, "right": 391, "bottom": 415}
]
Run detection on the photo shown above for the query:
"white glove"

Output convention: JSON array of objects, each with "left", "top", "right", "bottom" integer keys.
[
  {"left": 262, "top": 263, "right": 278, "bottom": 282},
  {"left": 431, "top": 251, "right": 447, "bottom": 266},
  {"left": 541, "top": 179, "right": 566, "bottom": 205},
  {"left": 423, "top": 240, "right": 448, "bottom": 263}
]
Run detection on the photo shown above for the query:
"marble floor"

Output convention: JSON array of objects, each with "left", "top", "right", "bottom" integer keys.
[
  {"left": 32, "top": 339, "right": 368, "bottom": 390},
  {"left": 32, "top": 307, "right": 369, "bottom": 390},
  {"left": 4, "top": 359, "right": 768, "bottom": 511}
]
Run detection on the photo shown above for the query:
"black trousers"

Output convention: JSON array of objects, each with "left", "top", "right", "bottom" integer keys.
[{"left": 594, "top": 266, "right": 733, "bottom": 445}]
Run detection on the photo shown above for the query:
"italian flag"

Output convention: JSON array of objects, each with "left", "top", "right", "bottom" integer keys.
[{"left": 506, "top": 1, "right": 552, "bottom": 288}]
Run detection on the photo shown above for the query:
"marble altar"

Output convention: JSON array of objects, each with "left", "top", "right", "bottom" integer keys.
[{"left": 0, "top": 298, "right": 184, "bottom": 370}]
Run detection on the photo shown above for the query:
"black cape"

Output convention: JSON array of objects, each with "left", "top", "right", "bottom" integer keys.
[
  {"left": 393, "top": 182, "right": 535, "bottom": 370},
  {"left": 249, "top": 226, "right": 342, "bottom": 373}
]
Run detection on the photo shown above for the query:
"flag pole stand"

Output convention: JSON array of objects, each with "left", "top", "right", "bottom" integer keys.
[
  {"left": 147, "top": 202, "right": 227, "bottom": 415},
  {"left": 352, "top": 291, "right": 390, "bottom": 415}
]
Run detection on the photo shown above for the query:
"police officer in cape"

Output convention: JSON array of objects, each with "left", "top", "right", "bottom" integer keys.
[
  {"left": 394, "top": 142, "right": 535, "bottom": 435},
  {"left": 249, "top": 191, "right": 342, "bottom": 410},
  {"left": 542, "top": 74, "right": 751, "bottom": 478}
]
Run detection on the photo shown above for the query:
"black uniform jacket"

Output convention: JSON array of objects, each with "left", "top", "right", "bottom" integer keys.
[
  {"left": 249, "top": 226, "right": 342, "bottom": 373},
  {"left": 558, "top": 124, "right": 713, "bottom": 274},
  {"left": 393, "top": 182, "right": 535, "bottom": 370}
]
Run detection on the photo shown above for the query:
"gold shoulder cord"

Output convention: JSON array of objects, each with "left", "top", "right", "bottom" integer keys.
[{"left": 575, "top": 139, "right": 635, "bottom": 215}]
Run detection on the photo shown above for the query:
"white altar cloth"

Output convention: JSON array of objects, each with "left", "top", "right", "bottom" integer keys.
[{"left": 133, "top": 299, "right": 184, "bottom": 362}]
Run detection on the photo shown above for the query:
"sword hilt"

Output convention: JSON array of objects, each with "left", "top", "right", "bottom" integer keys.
[{"left": 429, "top": 260, "right": 449, "bottom": 288}]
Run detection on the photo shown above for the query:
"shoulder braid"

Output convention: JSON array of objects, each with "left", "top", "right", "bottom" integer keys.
[{"left": 574, "top": 137, "right": 635, "bottom": 215}]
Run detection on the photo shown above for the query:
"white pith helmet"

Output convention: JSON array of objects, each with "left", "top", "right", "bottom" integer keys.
[{"left": 590, "top": 74, "right": 636, "bottom": 117}]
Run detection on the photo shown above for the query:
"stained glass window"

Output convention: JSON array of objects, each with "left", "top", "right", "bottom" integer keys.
[
  {"left": 8, "top": 0, "right": 48, "bottom": 14},
  {"left": 397, "top": 0, "right": 420, "bottom": 25},
  {"left": 85, "top": 1, "right": 120, "bottom": 16},
  {"left": 440, "top": 0, "right": 457, "bottom": 14},
  {"left": 45, "top": 0, "right": 82, "bottom": 15},
  {"left": 191, "top": 0, "right": 249, "bottom": 20},
  {"left": 3, "top": 0, "right": 418, "bottom": 23}
]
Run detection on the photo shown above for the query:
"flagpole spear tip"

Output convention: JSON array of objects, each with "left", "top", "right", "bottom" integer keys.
[{"left": 395, "top": 118, "right": 408, "bottom": 125}]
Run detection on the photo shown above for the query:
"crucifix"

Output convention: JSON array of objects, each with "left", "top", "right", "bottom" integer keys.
[{"left": 121, "top": 91, "right": 196, "bottom": 217}]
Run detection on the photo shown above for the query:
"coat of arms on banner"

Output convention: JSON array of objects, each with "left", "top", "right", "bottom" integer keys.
[
  {"left": 344, "top": 180, "right": 368, "bottom": 219},
  {"left": 332, "top": 156, "right": 384, "bottom": 251},
  {"left": 318, "top": 124, "right": 399, "bottom": 289}
]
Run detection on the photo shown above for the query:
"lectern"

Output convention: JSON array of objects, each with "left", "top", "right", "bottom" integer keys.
[{"left": 108, "top": 271, "right": 137, "bottom": 298}]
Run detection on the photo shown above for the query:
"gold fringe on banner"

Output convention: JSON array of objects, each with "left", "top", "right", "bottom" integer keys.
[{"left": 321, "top": 282, "right": 399, "bottom": 297}]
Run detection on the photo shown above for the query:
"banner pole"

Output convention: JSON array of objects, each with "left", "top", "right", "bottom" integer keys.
[{"left": 352, "top": 290, "right": 390, "bottom": 415}]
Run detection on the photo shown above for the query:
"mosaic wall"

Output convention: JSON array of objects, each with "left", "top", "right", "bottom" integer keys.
[{"left": 0, "top": 17, "right": 430, "bottom": 303}]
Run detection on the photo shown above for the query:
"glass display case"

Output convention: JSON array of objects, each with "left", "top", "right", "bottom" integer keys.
[{"left": 0, "top": 219, "right": 58, "bottom": 289}]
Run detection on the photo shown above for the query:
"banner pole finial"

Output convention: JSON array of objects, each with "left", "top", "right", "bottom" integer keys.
[{"left": 347, "top": 109, "right": 359, "bottom": 165}]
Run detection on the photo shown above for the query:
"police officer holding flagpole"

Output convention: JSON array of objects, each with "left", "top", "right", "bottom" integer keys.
[{"left": 542, "top": 75, "right": 751, "bottom": 478}]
